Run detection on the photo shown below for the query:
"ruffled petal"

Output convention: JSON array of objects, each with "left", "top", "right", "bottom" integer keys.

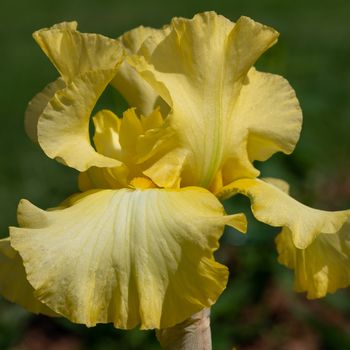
[
  {"left": 10, "top": 188, "right": 246, "bottom": 329},
  {"left": 221, "top": 68, "right": 302, "bottom": 184},
  {"left": 112, "top": 25, "right": 170, "bottom": 115},
  {"left": 243, "top": 70, "right": 302, "bottom": 161},
  {"left": 217, "top": 178, "right": 350, "bottom": 249},
  {"left": 118, "top": 108, "right": 144, "bottom": 154},
  {"left": 276, "top": 219, "right": 350, "bottom": 298},
  {"left": 38, "top": 69, "right": 121, "bottom": 171},
  {"left": 25, "top": 78, "right": 65, "bottom": 143},
  {"left": 143, "top": 148, "right": 189, "bottom": 188},
  {"left": 129, "top": 12, "right": 283, "bottom": 187},
  {"left": 92, "top": 109, "right": 121, "bottom": 159},
  {"left": 80, "top": 106, "right": 178, "bottom": 189},
  {"left": 140, "top": 108, "right": 164, "bottom": 131},
  {"left": 0, "top": 238, "right": 57, "bottom": 317},
  {"left": 33, "top": 22, "right": 122, "bottom": 82}
]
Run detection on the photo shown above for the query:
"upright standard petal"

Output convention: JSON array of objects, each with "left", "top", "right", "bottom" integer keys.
[
  {"left": 0, "top": 238, "right": 57, "bottom": 317},
  {"left": 112, "top": 25, "right": 170, "bottom": 115},
  {"left": 276, "top": 220, "right": 350, "bottom": 298},
  {"left": 25, "top": 78, "right": 66, "bottom": 143},
  {"left": 38, "top": 69, "right": 121, "bottom": 171},
  {"left": 33, "top": 22, "right": 123, "bottom": 83},
  {"left": 221, "top": 68, "right": 302, "bottom": 184},
  {"left": 217, "top": 178, "right": 350, "bottom": 249},
  {"left": 129, "top": 12, "right": 300, "bottom": 188},
  {"left": 10, "top": 188, "right": 246, "bottom": 329}
]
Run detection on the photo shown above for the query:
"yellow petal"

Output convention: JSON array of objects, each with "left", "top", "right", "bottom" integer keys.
[
  {"left": 222, "top": 68, "right": 302, "bottom": 184},
  {"left": 112, "top": 25, "right": 170, "bottom": 115},
  {"left": 217, "top": 178, "right": 350, "bottom": 249},
  {"left": 129, "top": 13, "right": 281, "bottom": 187},
  {"left": 92, "top": 109, "right": 121, "bottom": 159},
  {"left": 143, "top": 148, "right": 189, "bottom": 188},
  {"left": 276, "top": 219, "right": 350, "bottom": 298},
  {"left": 33, "top": 22, "right": 122, "bottom": 82},
  {"left": 10, "top": 187, "right": 245, "bottom": 329},
  {"left": 118, "top": 108, "right": 144, "bottom": 154},
  {"left": 140, "top": 108, "right": 164, "bottom": 131},
  {"left": 25, "top": 78, "right": 65, "bottom": 143},
  {"left": 38, "top": 69, "right": 121, "bottom": 171},
  {"left": 262, "top": 177, "right": 290, "bottom": 194},
  {"left": 81, "top": 107, "right": 175, "bottom": 190},
  {"left": 78, "top": 166, "right": 129, "bottom": 191},
  {"left": 244, "top": 70, "right": 302, "bottom": 161},
  {"left": 0, "top": 238, "right": 57, "bottom": 317}
]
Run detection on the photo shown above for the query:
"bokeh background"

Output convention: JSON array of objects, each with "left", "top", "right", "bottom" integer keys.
[{"left": 0, "top": 0, "right": 350, "bottom": 349}]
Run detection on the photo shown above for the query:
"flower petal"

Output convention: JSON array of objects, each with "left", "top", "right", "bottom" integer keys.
[
  {"left": 38, "top": 69, "right": 121, "bottom": 171},
  {"left": 276, "top": 220, "right": 350, "bottom": 298},
  {"left": 0, "top": 238, "right": 57, "bottom": 317},
  {"left": 143, "top": 148, "right": 189, "bottom": 188},
  {"left": 33, "top": 22, "right": 122, "bottom": 82},
  {"left": 217, "top": 178, "right": 350, "bottom": 249},
  {"left": 222, "top": 68, "right": 302, "bottom": 184},
  {"left": 140, "top": 108, "right": 164, "bottom": 131},
  {"left": 129, "top": 12, "right": 280, "bottom": 187},
  {"left": 10, "top": 187, "right": 244, "bottom": 329},
  {"left": 243, "top": 69, "right": 302, "bottom": 162},
  {"left": 118, "top": 108, "right": 144, "bottom": 154},
  {"left": 82, "top": 107, "right": 177, "bottom": 189},
  {"left": 78, "top": 166, "right": 129, "bottom": 191},
  {"left": 25, "top": 78, "right": 66, "bottom": 143},
  {"left": 112, "top": 25, "right": 170, "bottom": 115},
  {"left": 92, "top": 109, "right": 121, "bottom": 159}
]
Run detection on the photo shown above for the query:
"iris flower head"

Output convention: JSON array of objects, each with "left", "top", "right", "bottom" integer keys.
[{"left": 1, "top": 12, "right": 349, "bottom": 330}]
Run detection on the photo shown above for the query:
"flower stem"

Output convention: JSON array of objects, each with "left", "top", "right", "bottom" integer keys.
[{"left": 156, "top": 308, "right": 212, "bottom": 350}]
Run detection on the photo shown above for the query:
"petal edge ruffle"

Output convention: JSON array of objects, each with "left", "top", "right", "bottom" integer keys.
[
  {"left": 217, "top": 178, "right": 350, "bottom": 249},
  {"left": 10, "top": 187, "right": 243, "bottom": 329}
]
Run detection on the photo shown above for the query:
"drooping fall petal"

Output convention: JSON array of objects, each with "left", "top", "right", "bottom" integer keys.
[
  {"left": 10, "top": 187, "right": 246, "bottom": 329},
  {"left": 217, "top": 178, "right": 350, "bottom": 249},
  {"left": 0, "top": 238, "right": 57, "bottom": 317},
  {"left": 276, "top": 220, "right": 350, "bottom": 298}
]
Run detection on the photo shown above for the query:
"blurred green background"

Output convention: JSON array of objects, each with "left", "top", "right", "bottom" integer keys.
[{"left": 0, "top": 0, "right": 349, "bottom": 349}]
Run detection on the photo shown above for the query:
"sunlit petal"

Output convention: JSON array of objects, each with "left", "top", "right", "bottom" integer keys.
[
  {"left": 143, "top": 148, "right": 189, "bottom": 188},
  {"left": 0, "top": 238, "right": 57, "bottom": 317},
  {"left": 276, "top": 220, "right": 350, "bottom": 298},
  {"left": 129, "top": 12, "right": 288, "bottom": 187},
  {"left": 11, "top": 188, "right": 246, "bottom": 329},
  {"left": 118, "top": 108, "right": 144, "bottom": 154},
  {"left": 93, "top": 109, "right": 121, "bottom": 159},
  {"left": 33, "top": 22, "right": 122, "bottom": 82},
  {"left": 112, "top": 25, "right": 170, "bottom": 115},
  {"left": 221, "top": 68, "right": 302, "bottom": 184},
  {"left": 25, "top": 78, "right": 65, "bottom": 143},
  {"left": 217, "top": 178, "right": 350, "bottom": 248},
  {"left": 38, "top": 69, "right": 121, "bottom": 171},
  {"left": 140, "top": 108, "right": 164, "bottom": 131}
]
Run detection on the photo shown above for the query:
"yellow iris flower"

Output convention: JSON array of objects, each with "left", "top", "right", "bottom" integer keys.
[{"left": 1, "top": 12, "right": 349, "bottom": 330}]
